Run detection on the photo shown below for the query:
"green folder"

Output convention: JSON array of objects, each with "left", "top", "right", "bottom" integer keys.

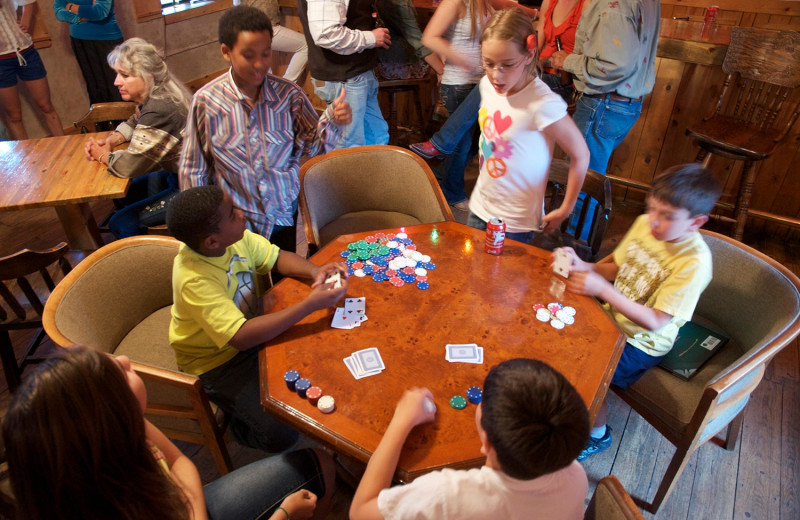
[{"left": 659, "top": 321, "right": 729, "bottom": 381}]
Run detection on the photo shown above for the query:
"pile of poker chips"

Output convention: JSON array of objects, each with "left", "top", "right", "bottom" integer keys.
[
  {"left": 533, "top": 302, "right": 576, "bottom": 330},
  {"left": 339, "top": 232, "right": 436, "bottom": 290},
  {"left": 451, "top": 385, "right": 483, "bottom": 410},
  {"left": 284, "top": 370, "right": 335, "bottom": 413}
]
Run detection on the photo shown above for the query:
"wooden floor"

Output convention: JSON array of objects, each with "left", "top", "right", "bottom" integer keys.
[{"left": 0, "top": 189, "right": 798, "bottom": 519}]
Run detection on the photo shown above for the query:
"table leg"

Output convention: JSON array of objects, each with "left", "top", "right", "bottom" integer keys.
[{"left": 55, "top": 203, "right": 104, "bottom": 251}]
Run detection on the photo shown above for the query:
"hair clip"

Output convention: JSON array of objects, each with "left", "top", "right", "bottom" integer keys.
[{"left": 526, "top": 34, "right": 537, "bottom": 52}]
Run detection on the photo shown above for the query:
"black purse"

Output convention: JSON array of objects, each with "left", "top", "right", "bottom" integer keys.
[{"left": 138, "top": 191, "right": 179, "bottom": 227}]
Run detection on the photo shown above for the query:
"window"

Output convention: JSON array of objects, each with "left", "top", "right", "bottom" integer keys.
[
  {"left": 160, "top": 0, "right": 219, "bottom": 16},
  {"left": 132, "top": 0, "right": 232, "bottom": 23}
]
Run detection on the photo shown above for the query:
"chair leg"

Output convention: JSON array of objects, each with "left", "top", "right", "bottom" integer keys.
[
  {"left": 0, "top": 330, "right": 21, "bottom": 392},
  {"left": 412, "top": 87, "right": 424, "bottom": 136},
  {"left": 641, "top": 445, "right": 694, "bottom": 514},
  {"left": 388, "top": 91, "right": 399, "bottom": 145},
  {"left": 724, "top": 411, "right": 745, "bottom": 450},
  {"left": 695, "top": 148, "right": 711, "bottom": 167},
  {"left": 732, "top": 160, "right": 757, "bottom": 241}
]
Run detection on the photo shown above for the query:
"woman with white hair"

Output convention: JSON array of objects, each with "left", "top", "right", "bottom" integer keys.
[{"left": 85, "top": 37, "right": 192, "bottom": 238}]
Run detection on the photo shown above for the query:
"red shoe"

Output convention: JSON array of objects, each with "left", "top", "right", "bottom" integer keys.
[{"left": 410, "top": 141, "right": 446, "bottom": 160}]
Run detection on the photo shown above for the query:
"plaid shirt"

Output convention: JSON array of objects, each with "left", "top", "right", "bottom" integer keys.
[{"left": 180, "top": 70, "right": 341, "bottom": 237}]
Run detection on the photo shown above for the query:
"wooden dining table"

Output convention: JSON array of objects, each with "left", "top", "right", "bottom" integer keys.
[
  {"left": 0, "top": 133, "right": 129, "bottom": 251},
  {"left": 260, "top": 221, "right": 625, "bottom": 482}
]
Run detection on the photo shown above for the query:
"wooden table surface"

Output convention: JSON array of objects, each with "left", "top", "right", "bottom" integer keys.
[
  {"left": 260, "top": 221, "right": 625, "bottom": 482},
  {"left": 0, "top": 134, "right": 129, "bottom": 250}
]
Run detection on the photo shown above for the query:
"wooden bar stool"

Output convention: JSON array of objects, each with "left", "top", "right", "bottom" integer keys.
[
  {"left": 378, "top": 70, "right": 434, "bottom": 145},
  {"left": 685, "top": 27, "right": 800, "bottom": 241}
]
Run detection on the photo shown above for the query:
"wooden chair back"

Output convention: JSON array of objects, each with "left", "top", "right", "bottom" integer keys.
[
  {"left": 585, "top": 476, "right": 645, "bottom": 520},
  {"left": 299, "top": 145, "right": 454, "bottom": 254},
  {"left": 73, "top": 102, "right": 137, "bottom": 134},
  {"left": 612, "top": 229, "right": 800, "bottom": 513},
  {"left": 545, "top": 159, "right": 612, "bottom": 260},
  {"left": 707, "top": 27, "right": 800, "bottom": 141},
  {"left": 0, "top": 243, "right": 71, "bottom": 391},
  {"left": 42, "top": 236, "right": 233, "bottom": 475}
]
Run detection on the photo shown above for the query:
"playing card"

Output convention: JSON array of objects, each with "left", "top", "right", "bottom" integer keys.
[
  {"left": 548, "top": 278, "right": 566, "bottom": 300},
  {"left": 353, "top": 347, "right": 385, "bottom": 373},
  {"left": 325, "top": 271, "right": 342, "bottom": 289},
  {"left": 331, "top": 307, "right": 358, "bottom": 329},
  {"left": 446, "top": 344, "right": 480, "bottom": 362},
  {"left": 553, "top": 248, "right": 571, "bottom": 278},
  {"left": 345, "top": 297, "right": 366, "bottom": 316},
  {"left": 343, "top": 356, "right": 370, "bottom": 379}
]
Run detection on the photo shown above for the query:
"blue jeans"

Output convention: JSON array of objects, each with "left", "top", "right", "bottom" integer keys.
[
  {"left": 108, "top": 170, "right": 178, "bottom": 239},
  {"left": 568, "top": 94, "right": 642, "bottom": 239},
  {"left": 435, "top": 84, "right": 479, "bottom": 205},
  {"left": 199, "top": 349, "right": 299, "bottom": 453},
  {"left": 466, "top": 211, "right": 534, "bottom": 244},
  {"left": 611, "top": 343, "right": 665, "bottom": 389},
  {"left": 429, "top": 83, "right": 480, "bottom": 155},
  {"left": 204, "top": 448, "right": 326, "bottom": 519},
  {"left": 313, "top": 70, "right": 389, "bottom": 148}
]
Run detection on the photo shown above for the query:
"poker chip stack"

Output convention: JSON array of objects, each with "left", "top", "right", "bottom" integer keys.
[
  {"left": 339, "top": 232, "right": 436, "bottom": 290},
  {"left": 283, "top": 370, "right": 335, "bottom": 414},
  {"left": 532, "top": 303, "right": 577, "bottom": 329}
]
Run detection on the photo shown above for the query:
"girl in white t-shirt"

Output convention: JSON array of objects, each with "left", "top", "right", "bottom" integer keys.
[{"left": 468, "top": 8, "right": 589, "bottom": 243}]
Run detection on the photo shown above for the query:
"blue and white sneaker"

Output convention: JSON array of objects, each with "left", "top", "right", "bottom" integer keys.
[{"left": 577, "top": 426, "right": 613, "bottom": 462}]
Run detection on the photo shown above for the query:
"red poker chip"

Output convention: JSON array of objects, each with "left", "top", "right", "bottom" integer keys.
[
  {"left": 351, "top": 261, "right": 364, "bottom": 269},
  {"left": 385, "top": 269, "right": 397, "bottom": 277},
  {"left": 532, "top": 303, "right": 544, "bottom": 311},
  {"left": 365, "top": 236, "right": 377, "bottom": 243},
  {"left": 374, "top": 232, "right": 386, "bottom": 238},
  {"left": 373, "top": 264, "right": 387, "bottom": 271},
  {"left": 379, "top": 239, "right": 389, "bottom": 245},
  {"left": 390, "top": 277, "right": 405, "bottom": 287},
  {"left": 386, "top": 233, "right": 396, "bottom": 239},
  {"left": 406, "top": 244, "right": 417, "bottom": 251},
  {"left": 416, "top": 275, "right": 428, "bottom": 282},
  {"left": 401, "top": 267, "right": 416, "bottom": 275}
]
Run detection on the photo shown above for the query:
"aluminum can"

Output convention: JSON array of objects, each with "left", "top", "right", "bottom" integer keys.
[
  {"left": 485, "top": 217, "right": 506, "bottom": 255},
  {"left": 704, "top": 5, "right": 719, "bottom": 24}
]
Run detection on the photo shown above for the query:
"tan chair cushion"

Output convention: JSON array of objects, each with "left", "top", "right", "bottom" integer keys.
[
  {"left": 319, "top": 211, "right": 427, "bottom": 247},
  {"left": 114, "top": 305, "right": 177, "bottom": 371}
]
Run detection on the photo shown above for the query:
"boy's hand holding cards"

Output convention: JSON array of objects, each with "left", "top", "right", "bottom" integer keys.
[
  {"left": 553, "top": 248, "right": 572, "bottom": 278},
  {"left": 325, "top": 271, "right": 342, "bottom": 289}
]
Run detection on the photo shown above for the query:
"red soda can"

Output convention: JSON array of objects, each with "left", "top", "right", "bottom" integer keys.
[
  {"left": 485, "top": 217, "right": 506, "bottom": 255},
  {"left": 704, "top": 5, "right": 718, "bottom": 24}
]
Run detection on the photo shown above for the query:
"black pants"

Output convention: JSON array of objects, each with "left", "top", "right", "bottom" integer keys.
[{"left": 70, "top": 37, "right": 124, "bottom": 105}]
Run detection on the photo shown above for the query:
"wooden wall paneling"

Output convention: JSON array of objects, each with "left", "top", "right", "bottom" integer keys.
[
  {"left": 660, "top": 0, "right": 800, "bottom": 17},
  {"left": 740, "top": 12, "right": 757, "bottom": 27},
  {"left": 761, "top": 145, "right": 800, "bottom": 237}
]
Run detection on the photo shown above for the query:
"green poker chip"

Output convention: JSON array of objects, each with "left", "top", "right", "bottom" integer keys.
[{"left": 449, "top": 395, "right": 467, "bottom": 410}]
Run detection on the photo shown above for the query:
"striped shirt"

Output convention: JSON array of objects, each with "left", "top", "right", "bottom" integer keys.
[
  {"left": 180, "top": 70, "right": 342, "bottom": 237},
  {"left": 1, "top": 0, "right": 35, "bottom": 57}
]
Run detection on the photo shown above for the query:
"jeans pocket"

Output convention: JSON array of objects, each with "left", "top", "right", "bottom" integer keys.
[{"left": 594, "top": 102, "right": 641, "bottom": 141}]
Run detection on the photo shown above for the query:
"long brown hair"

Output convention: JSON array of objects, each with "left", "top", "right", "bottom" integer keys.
[
  {"left": 2, "top": 347, "right": 190, "bottom": 520},
  {"left": 468, "top": 0, "right": 493, "bottom": 40}
]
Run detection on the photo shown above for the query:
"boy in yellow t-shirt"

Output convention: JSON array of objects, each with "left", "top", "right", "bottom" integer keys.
[
  {"left": 167, "top": 185, "right": 348, "bottom": 452},
  {"left": 562, "top": 164, "right": 721, "bottom": 461}
]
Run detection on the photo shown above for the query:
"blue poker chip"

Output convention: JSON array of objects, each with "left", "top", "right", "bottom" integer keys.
[
  {"left": 389, "top": 248, "right": 402, "bottom": 256},
  {"left": 466, "top": 386, "right": 483, "bottom": 404},
  {"left": 372, "top": 274, "right": 386, "bottom": 282},
  {"left": 399, "top": 238, "right": 412, "bottom": 245},
  {"left": 423, "top": 262, "right": 436, "bottom": 270},
  {"left": 362, "top": 265, "right": 375, "bottom": 275},
  {"left": 345, "top": 259, "right": 357, "bottom": 266},
  {"left": 400, "top": 273, "right": 415, "bottom": 283},
  {"left": 284, "top": 370, "right": 300, "bottom": 390},
  {"left": 416, "top": 281, "right": 430, "bottom": 290},
  {"left": 347, "top": 268, "right": 355, "bottom": 276},
  {"left": 340, "top": 250, "right": 350, "bottom": 258}
]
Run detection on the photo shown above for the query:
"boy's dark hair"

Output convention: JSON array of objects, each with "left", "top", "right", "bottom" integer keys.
[
  {"left": 219, "top": 5, "right": 273, "bottom": 47},
  {"left": 650, "top": 163, "right": 722, "bottom": 216},
  {"left": 481, "top": 358, "right": 589, "bottom": 480},
  {"left": 166, "top": 186, "right": 225, "bottom": 252}
]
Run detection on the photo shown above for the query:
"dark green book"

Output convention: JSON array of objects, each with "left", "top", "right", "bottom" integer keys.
[{"left": 659, "top": 321, "right": 729, "bottom": 380}]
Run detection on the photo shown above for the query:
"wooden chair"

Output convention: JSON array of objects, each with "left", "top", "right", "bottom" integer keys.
[
  {"left": 685, "top": 27, "right": 800, "bottom": 241},
  {"left": 585, "top": 476, "right": 645, "bottom": 520},
  {"left": 378, "top": 70, "right": 435, "bottom": 145},
  {"left": 73, "top": 102, "right": 137, "bottom": 133},
  {"left": 541, "top": 159, "right": 612, "bottom": 261},
  {"left": 0, "top": 243, "right": 71, "bottom": 392},
  {"left": 43, "top": 236, "right": 233, "bottom": 476},
  {"left": 611, "top": 229, "right": 800, "bottom": 513},
  {"left": 299, "top": 145, "right": 454, "bottom": 254}
]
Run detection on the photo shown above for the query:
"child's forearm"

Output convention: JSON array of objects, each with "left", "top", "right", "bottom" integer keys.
[
  {"left": 599, "top": 285, "right": 672, "bottom": 331},
  {"left": 350, "top": 417, "right": 414, "bottom": 520},
  {"left": 275, "top": 250, "right": 319, "bottom": 280},
  {"left": 229, "top": 299, "right": 316, "bottom": 350}
]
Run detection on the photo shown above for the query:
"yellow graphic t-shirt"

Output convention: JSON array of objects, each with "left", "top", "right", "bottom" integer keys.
[
  {"left": 604, "top": 215, "right": 712, "bottom": 356},
  {"left": 170, "top": 230, "right": 280, "bottom": 375}
]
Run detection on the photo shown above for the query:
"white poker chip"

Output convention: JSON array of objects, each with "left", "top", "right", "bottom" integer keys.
[
  {"left": 536, "top": 310, "right": 551, "bottom": 322},
  {"left": 402, "top": 249, "right": 414, "bottom": 258},
  {"left": 387, "top": 240, "right": 399, "bottom": 248},
  {"left": 395, "top": 232, "right": 408, "bottom": 239},
  {"left": 406, "top": 259, "right": 418, "bottom": 268},
  {"left": 414, "top": 267, "right": 428, "bottom": 276},
  {"left": 547, "top": 302, "right": 563, "bottom": 313},
  {"left": 550, "top": 319, "right": 565, "bottom": 329},
  {"left": 411, "top": 251, "right": 424, "bottom": 261},
  {"left": 560, "top": 314, "right": 575, "bottom": 325},
  {"left": 421, "top": 255, "right": 431, "bottom": 263},
  {"left": 317, "top": 395, "right": 335, "bottom": 414},
  {"left": 354, "top": 269, "right": 366, "bottom": 277},
  {"left": 555, "top": 309, "right": 569, "bottom": 322},
  {"left": 561, "top": 306, "right": 576, "bottom": 316},
  {"left": 389, "top": 259, "right": 402, "bottom": 270}
]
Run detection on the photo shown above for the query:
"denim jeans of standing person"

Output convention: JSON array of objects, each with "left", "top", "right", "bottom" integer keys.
[
  {"left": 108, "top": 170, "right": 179, "bottom": 239},
  {"left": 435, "top": 83, "right": 479, "bottom": 205},
  {"left": 313, "top": 70, "right": 389, "bottom": 148},
  {"left": 199, "top": 348, "right": 299, "bottom": 453},
  {"left": 466, "top": 211, "right": 535, "bottom": 244},
  {"left": 567, "top": 93, "right": 642, "bottom": 240},
  {"left": 429, "top": 83, "right": 480, "bottom": 155},
  {"left": 204, "top": 448, "right": 327, "bottom": 519}
]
